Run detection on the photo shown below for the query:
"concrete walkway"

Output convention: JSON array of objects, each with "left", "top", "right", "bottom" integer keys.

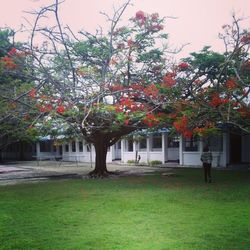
[{"left": 0, "top": 161, "right": 175, "bottom": 186}]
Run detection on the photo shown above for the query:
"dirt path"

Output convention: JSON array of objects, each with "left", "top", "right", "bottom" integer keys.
[{"left": 0, "top": 161, "right": 175, "bottom": 186}]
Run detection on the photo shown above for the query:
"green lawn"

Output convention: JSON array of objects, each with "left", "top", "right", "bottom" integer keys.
[{"left": 0, "top": 168, "right": 249, "bottom": 250}]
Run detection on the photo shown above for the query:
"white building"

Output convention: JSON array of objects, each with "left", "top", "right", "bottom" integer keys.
[{"left": 35, "top": 127, "right": 250, "bottom": 168}]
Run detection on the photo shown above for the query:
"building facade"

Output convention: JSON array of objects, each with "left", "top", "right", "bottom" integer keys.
[{"left": 35, "top": 128, "right": 250, "bottom": 168}]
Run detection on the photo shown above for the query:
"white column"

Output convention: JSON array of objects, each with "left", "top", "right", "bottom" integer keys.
[
  {"left": 179, "top": 136, "right": 183, "bottom": 165},
  {"left": 36, "top": 142, "right": 40, "bottom": 156},
  {"left": 146, "top": 136, "right": 150, "bottom": 164},
  {"left": 75, "top": 140, "right": 79, "bottom": 161},
  {"left": 162, "top": 132, "right": 168, "bottom": 163},
  {"left": 121, "top": 139, "right": 125, "bottom": 163},
  {"left": 222, "top": 132, "right": 227, "bottom": 167},
  {"left": 134, "top": 139, "right": 138, "bottom": 162}
]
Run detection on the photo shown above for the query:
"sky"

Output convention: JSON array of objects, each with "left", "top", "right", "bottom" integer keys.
[{"left": 0, "top": 0, "right": 249, "bottom": 59}]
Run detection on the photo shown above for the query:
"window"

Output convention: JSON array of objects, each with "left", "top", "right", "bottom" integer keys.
[
  {"left": 65, "top": 144, "right": 69, "bottom": 152},
  {"left": 117, "top": 141, "right": 121, "bottom": 149},
  {"left": 125, "top": 139, "right": 133, "bottom": 152},
  {"left": 139, "top": 138, "right": 147, "bottom": 151},
  {"left": 184, "top": 137, "right": 199, "bottom": 151},
  {"left": 168, "top": 137, "right": 180, "bottom": 148},
  {"left": 79, "top": 141, "right": 83, "bottom": 152},
  {"left": 72, "top": 141, "right": 76, "bottom": 152},
  {"left": 40, "top": 141, "right": 51, "bottom": 152},
  {"left": 151, "top": 134, "right": 162, "bottom": 151}
]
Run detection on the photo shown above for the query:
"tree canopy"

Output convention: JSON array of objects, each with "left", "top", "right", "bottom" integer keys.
[
  {"left": 16, "top": 0, "right": 184, "bottom": 176},
  {"left": 169, "top": 16, "right": 250, "bottom": 139},
  {"left": 0, "top": 29, "right": 37, "bottom": 153}
]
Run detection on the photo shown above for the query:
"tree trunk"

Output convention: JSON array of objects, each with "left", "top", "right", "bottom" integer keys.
[
  {"left": 86, "top": 127, "right": 136, "bottom": 178},
  {"left": 89, "top": 135, "right": 110, "bottom": 178}
]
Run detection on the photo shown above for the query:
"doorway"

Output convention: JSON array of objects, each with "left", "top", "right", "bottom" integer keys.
[{"left": 230, "top": 133, "right": 242, "bottom": 163}]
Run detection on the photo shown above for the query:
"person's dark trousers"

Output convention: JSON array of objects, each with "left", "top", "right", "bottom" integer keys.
[{"left": 203, "top": 163, "right": 212, "bottom": 183}]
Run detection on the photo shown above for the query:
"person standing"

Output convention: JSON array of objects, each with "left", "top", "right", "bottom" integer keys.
[{"left": 201, "top": 146, "right": 213, "bottom": 183}]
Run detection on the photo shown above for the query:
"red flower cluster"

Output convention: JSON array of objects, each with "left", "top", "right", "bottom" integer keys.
[
  {"left": 194, "top": 79, "right": 202, "bottom": 85},
  {"left": 178, "top": 62, "right": 189, "bottom": 70},
  {"left": 173, "top": 115, "right": 188, "bottom": 131},
  {"left": 240, "top": 35, "right": 250, "bottom": 44},
  {"left": 182, "top": 130, "right": 193, "bottom": 139},
  {"left": 173, "top": 116, "right": 193, "bottom": 138},
  {"left": 209, "top": 93, "right": 229, "bottom": 107},
  {"left": 242, "top": 60, "right": 250, "bottom": 69},
  {"left": 143, "top": 113, "right": 160, "bottom": 127},
  {"left": 120, "top": 97, "right": 134, "bottom": 107},
  {"left": 56, "top": 105, "right": 65, "bottom": 114},
  {"left": 147, "top": 24, "right": 163, "bottom": 32},
  {"left": 0, "top": 56, "right": 18, "bottom": 69},
  {"left": 193, "top": 127, "right": 206, "bottom": 136},
  {"left": 136, "top": 10, "right": 145, "bottom": 20},
  {"left": 162, "top": 73, "right": 176, "bottom": 87},
  {"left": 225, "top": 79, "right": 237, "bottom": 89},
  {"left": 124, "top": 119, "right": 130, "bottom": 125},
  {"left": 115, "top": 97, "right": 144, "bottom": 113},
  {"left": 238, "top": 107, "right": 250, "bottom": 118},
  {"left": 110, "top": 84, "right": 125, "bottom": 92},
  {"left": 115, "top": 97, "right": 146, "bottom": 113},
  {"left": 39, "top": 104, "right": 53, "bottom": 113},
  {"left": 134, "top": 10, "right": 148, "bottom": 26},
  {"left": 127, "top": 39, "right": 135, "bottom": 47},
  {"left": 7, "top": 48, "right": 29, "bottom": 58},
  {"left": 7, "top": 48, "right": 17, "bottom": 56},
  {"left": 130, "top": 83, "right": 144, "bottom": 91},
  {"left": 151, "top": 13, "right": 159, "bottom": 21},
  {"left": 28, "top": 88, "right": 37, "bottom": 98},
  {"left": 144, "top": 84, "right": 159, "bottom": 98}
]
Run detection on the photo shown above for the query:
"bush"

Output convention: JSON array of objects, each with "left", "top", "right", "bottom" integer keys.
[
  {"left": 149, "top": 160, "right": 162, "bottom": 166},
  {"left": 127, "top": 160, "right": 136, "bottom": 165}
]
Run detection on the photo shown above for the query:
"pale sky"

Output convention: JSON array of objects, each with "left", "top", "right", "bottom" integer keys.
[{"left": 0, "top": 0, "right": 249, "bottom": 59}]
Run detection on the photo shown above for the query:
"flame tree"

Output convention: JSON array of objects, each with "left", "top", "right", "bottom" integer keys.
[
  {"left": 21, "top": 0, "right": 184, "bottom": 177},
  {"left": 168, "top": 16, "right": 250, "bottom": 139},
  {"left": 0, "top": 29, "right": 37, "bottom": 159}
]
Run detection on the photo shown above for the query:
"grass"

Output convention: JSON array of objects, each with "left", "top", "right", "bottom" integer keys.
[{"left": 0, "top": 168, "right": 250, "bottom": 250}]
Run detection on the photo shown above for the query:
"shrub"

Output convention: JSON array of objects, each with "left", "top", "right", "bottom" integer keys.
[
  {"left": 149, "top": 160, "right": 162, "bottom": 166},
  {"left": 127, "top": 160, "right": 136, "bottom": 165}
]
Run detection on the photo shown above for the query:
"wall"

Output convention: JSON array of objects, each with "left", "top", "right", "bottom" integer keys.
[
  {"left": 242, "top": 134, "right": 250, "bottom": 163},
  {"left": 167, "top": 148, "right": 179, "bottom": 161},
  {"left": 61, "top": 140, "right": 114, "bottom": 163}
]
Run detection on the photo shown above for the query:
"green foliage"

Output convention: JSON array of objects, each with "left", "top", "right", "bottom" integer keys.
[
  {"left": 149, "top": 160, "right": 162, "bottom": 166},
  {"left": 0, "top": 29, "right": 36, "bottom": 149},
  {"left": 137, "top": 49, "right": 164, "bottom": 63},
  {"left": 0, "top": 29, "right": 13, "bottom": 57},
  {"left": 127, "top": 159, "right": 136, "bottom": 164},
  {"left": 187, "top": 46, "right": 226, "bottom": 79},
  {"left": 73, "top": 37, "right": 110, "bottom": 68}
]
